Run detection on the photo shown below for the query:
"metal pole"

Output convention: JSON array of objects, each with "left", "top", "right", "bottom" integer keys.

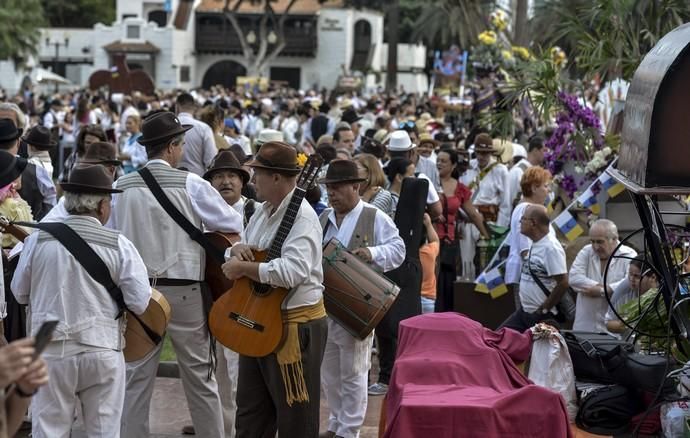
[{"left": 54, "top": 43, "right": 60, "bottom": 94}]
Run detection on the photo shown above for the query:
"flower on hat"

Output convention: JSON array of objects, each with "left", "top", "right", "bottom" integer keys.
[
  {"left": 490, "top": 9, "right": 508, "bottom": 32},
  {"left": 550, "top": 46, "right": 568, "bottom": 69},
  {"left": 296, "top": 153, "right": 308, "bottom": 167},
  {"left": 478, "top": 30, "right": 497, "bottom": 46}
]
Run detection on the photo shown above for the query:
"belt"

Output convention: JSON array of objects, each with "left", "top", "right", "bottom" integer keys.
[{"left": 149, "top": 278, "right": 198, "bottom": 286}]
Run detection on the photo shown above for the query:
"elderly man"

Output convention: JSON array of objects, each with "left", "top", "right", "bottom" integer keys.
[
  {"left": 570, "top": 219, "right": 637, "bottom": 332},
  {"left": 500, "top": 205, "right": 569, "bottom": 332},
  {"left": 318, "top": 160, "right": 405, "bottom": 438},
  {"left": 12, "top": 165, "right": 151, "bottom": 437}
]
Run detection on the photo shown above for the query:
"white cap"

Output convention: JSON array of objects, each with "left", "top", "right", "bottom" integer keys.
[
  {"left": 512, "top": 143, "right": 527, "bottom": 159},
  {"left": 256, "top": 129, "right": 284, "bottom": 145},
  {"left": 387, "top": 130, "right": 416, "bottom": 152}
]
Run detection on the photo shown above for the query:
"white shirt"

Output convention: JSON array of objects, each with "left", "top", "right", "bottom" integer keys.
[
  {"left": 29, "top": 151, "right": 54, "bottom": 180},
  {"left": 322, "top": 200, "right": 405, "bottom": 272},
  {"left": 242, "top": 193, "right": 324, "bottom": 309},
  {"left": 225, "top": 134, "right": 252, "bottom": 156},
  {"left": 506, "top": 158, "right": 531, "bottom": 208},
  {"left": 417, "top": 173, "right": 440, "bottom": 205},
  {"left": 506, "top": 203, "right": 557, "bottom": 284},
  {"left": 178, "top": 112, "right": 218, "bottom": 176},
  {"left": 416, "top": 155, "right": 440, "bottom": 189},
  {"left": 569, "top": 243, "right": 637, "bottom": 332},
  {"left": 460, "top": 158, "right": 511, "bottom": 226},
  {"left": 34, "top": 164, "right": 57, "bottom": 206},
  {"left": 519, "top": 233, "right": 567, "bottom": 313},
  {"left": 12, "top": 216, "right": 151, "bottom": 353}
]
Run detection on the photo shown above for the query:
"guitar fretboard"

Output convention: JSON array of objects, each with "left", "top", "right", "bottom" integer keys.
[{"left": 266, "top": 187, "right": 306, "bottom": 262}]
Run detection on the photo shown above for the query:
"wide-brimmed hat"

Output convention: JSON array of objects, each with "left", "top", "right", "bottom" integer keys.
[
  {"left": 474, "top": 133, "right": 499, "bottom": 153},
  {"left": 0, "top": 150, "right": 27, "bottom": 186},
  {"left": 417, "top": 133, "right": 439, "bottom": 148},
  {"left": 318, "top": 159, "right": 365, "bottom": 185},
  {"left": 0, "top": 119, "right": 22, "bottom": 143},
  {"left": 203, "top": 150, "right": 250, "bottom": 183},
  {"left": 255, "top": 129, "right": 284, "bottom": 147},
  {"left": 245, "top": 141, "right": 301, "bottom": 175},
  {"left": 21, "top": 126, "right": 57, "bottom": 150},
  {"left": 80, "top": 141, "right": 122, "bottom": 166},
  {"left": 138, "top": 112, "right": 192, "bottom": 147},
  {"left": 387, "top": 130, "right": 416, "bottom": 152},
  {"left": 60, "top": 164, "right": 122, "bottom": 194},
  {"left": 341, "top": 109, "right": 361, "bottom": 125}
]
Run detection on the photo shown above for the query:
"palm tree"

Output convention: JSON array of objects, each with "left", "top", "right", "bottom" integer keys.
[
  {"left": 411, "top": 0, "right": 493, "bottom": 49},
  {"left": 531, "top": 0, "right": 690, "bottom": 81},
  {"left": 0, "top": 0, "right": 45, "bottom": 63}
]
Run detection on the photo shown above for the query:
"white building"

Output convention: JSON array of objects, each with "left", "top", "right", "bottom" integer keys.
[{"left": 0, "top": 0, "right": 427, "bottom": 95}]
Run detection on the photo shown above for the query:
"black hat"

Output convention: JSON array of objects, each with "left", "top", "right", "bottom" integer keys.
[
  {"left": 341, "top": 109, "right": 362, "bottom": 125},
  {"left": 21, "top": 126, "right": 57, "bottom": 150},
  {"left": 203, "top": 150, "right": 250, "bottom": 184},
  {"left": 0, "top": 150, "right": 27, "bottom": 186},
  {"left": 60, "top": 164, "right": 123, "bottom": 194},
  {"left": 80, "top": 141, "right": 122, "bottom": 166},
  {"left": 0, "top": 119, "right": 22, "bottom": 143},
  {"left": 229, "top": 143, "right": 249, "bottom": 164},
  {"left": 317, "top": 159, "right": 365, "bottom": 184},
  {"left": 138, "top": 112, "right": 192, "bottom": 147}
]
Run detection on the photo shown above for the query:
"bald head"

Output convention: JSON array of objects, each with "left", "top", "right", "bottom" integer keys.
[
  {"left": 527, "top": 204, "right": 550, "bottom": 227},
  {"left": 521, "top": 204, "right": 551, "bottom": 240}
]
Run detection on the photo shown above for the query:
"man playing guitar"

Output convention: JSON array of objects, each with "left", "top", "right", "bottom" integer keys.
[{"left": 222, "top": 141, "right": 327, "bottom": 438}]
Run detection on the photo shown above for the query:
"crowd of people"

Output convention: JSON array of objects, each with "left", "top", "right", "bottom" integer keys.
[{"left": 0, "top": 84, "right": 648, "bottom": 438}]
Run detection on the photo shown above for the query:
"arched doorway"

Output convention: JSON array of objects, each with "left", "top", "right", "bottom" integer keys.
[
  {"left": 148, "top": 10, "right": 168, "bottom": 27},
  {"left": 351, "top": 19, "right": 372, "bottom": 72},
  {"left": 202, "top": 60, "right": 247, "bottom": 89}
]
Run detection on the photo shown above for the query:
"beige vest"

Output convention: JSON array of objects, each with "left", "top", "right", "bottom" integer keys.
[
  {"left": 114, "top": 163, "right": 204, "bottom": 280},
  {"left": 319, "top": 205, "right": 378, "bottom": 269}
]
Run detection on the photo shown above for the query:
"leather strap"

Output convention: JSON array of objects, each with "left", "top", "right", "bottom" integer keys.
[{"left": 138, "top": 167, "right": 224, "bottom": 263}]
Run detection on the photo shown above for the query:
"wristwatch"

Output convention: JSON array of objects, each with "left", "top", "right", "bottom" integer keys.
[{"left": 14, "top": 384, "right": 37, "bottom": 398}]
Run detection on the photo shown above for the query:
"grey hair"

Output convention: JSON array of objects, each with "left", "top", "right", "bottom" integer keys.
[
  {"left": 0, "top": 103, "right": 26, "bottom": 129},
  {"left": 64, "top": 192, "right": 110, "bottom": 215},
  {"left": 592, "top": 219, "right": 618, "bottom": 240}
]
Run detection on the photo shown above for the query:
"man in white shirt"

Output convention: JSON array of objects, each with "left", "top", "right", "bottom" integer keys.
[
  {"left": 22, "top": 125, "right": 56, "bottom": 176},
  {"left": 569, "top": 219, "right": 636, "bottom": 332},
  {"left": 318, "top": 160, "right": 405, "bottom": 438},
  {"left": 222, "top": 141, "right": 327, "bottom": 438},
  {"left": 176, "top": 93, "right": 218, "bottom": 175},
  {"left": 112, "top": 112, "right": 243, "bottom": 438},
  {"left": 12, "top": 165, "right": 152, "bottom": 437},
  {"left": 501, "top": 205, "right": 569, "bottom": 332},
  {"left": 505, "top": 135, "right": 546, "bottom": 209}
]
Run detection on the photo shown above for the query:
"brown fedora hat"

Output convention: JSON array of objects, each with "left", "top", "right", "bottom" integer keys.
[
  {"left": 138, "top": 112, "right": 192, "bottom": 147},
  {"left": 203, "top": 150, "right": 250, "bottom": 183},
  {"left": 474, "top": 133, "right": 499, "bottom": 153},
  {"left": 60, "top": 164, "right": 122, "bottom": 194},
  {"left": 22, "top": 126, "right": 56, "bottom": 150},
  {"left": 318, "top": 159, "right": 365, "bottom": 184},
  {"left": 79, "top": 141, "right": 122, "bottom": 166},
  {"left": 245, "top": 141, "right": 301, "bottom": 174}
]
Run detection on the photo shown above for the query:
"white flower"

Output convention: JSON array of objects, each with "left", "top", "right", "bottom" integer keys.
[
  {"left": 602, "top": 146, "right": 612, "bottom": 156},
  {"left": 574, "top": 165, "right": 584, "bottom": 174},
  {"left": 593, "top": 150, "right": 604, "bottom": 160}
]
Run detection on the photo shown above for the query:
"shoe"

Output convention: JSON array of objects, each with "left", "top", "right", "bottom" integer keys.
[
  {"left": 368, "top": 382, "right": 389, "bottom": 396},
  {"left": 319, "top": 432, "right": 335, "bottom": 438},
  {"left": 182, "top": 425, "right": 195, "bottom": 435}
]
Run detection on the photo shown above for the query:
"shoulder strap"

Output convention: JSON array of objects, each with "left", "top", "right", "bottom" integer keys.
[
  {"left": 18, "top": 221, "right": 162, "bottom": 345},
  {"left": 527, "top": 248, "right": 552, "bottom": 298},
  {"left": 243, "top": 198, "right": 255, "bottom": 227},
  {"left": 138, "top": 167, "right": 224, "bottom": 263}
]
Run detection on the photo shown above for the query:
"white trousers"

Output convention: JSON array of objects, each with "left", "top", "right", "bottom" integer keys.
[
  {"left": 321, "top": 319, "right": 371, "bottom": 438},
  {"left": 32, "top": 350, "right": 125, "bottom": 438},
  {"left": 120, "top": 283, "right": 224, "bottom": 438},
  {"left": 216, "top": 344, "right": 239, "bottom": 438}
]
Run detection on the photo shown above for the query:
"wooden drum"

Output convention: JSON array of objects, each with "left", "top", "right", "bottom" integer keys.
[{"left": 322, "top": 238, "right": 400, "bottom": 339}]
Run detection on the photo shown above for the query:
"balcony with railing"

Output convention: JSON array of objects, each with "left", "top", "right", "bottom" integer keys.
[{"left": 195, "top": 13, "right": 317, "bottom": 57}]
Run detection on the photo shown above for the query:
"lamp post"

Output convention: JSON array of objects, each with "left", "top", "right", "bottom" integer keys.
[{"left": 45, "top": 35, "right": 70, "bottom": 93}]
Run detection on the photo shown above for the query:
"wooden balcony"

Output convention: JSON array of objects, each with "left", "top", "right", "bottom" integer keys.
[{"left": 195, "top": 13, "right": 317, "bottom": 57}]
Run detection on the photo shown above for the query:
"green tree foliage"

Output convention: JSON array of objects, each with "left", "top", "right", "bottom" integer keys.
[
  {"left": 0, "top": 0, "right": 45, "bottom": 61},
  {"left": 531, "top": 0, "right": 690, "bottom": 81},
  {"left": 410, "top": 0, "right": 493, "bottom": 50},
  {"left": 43, "top": 0, "right": 116, "bottom": 28}
]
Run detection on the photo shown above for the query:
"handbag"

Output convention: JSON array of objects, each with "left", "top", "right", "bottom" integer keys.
[
  {"left": 575, "top": 384, "right": 643, "bottom": 435},
  {"left": 439, "top": 193, "right": 458, "bottom": 267},
  {"left": 527, "top": 249, "right": 576, "bottom": 323},
  {"left": 562, "top": 330, "right": 677, "bottom": 394}
]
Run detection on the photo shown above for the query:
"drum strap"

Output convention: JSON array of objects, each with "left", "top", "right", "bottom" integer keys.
[
  {"left": 138, "top": 167, "right": 224, "bottom": 264},
  {"left": 17, "top": 221, "right": 163, "bottom": 345}
]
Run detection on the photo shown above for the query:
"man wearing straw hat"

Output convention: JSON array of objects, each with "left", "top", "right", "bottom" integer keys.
[{"left": 12, "top": 164, "right": 151, "bottom": 437}]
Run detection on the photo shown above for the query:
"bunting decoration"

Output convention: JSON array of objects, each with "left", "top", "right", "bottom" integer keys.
[
  {"left": 599, "top": 172, "right": 625, "bottom": 198},
  {"left": 554, "top": 210, "right": 584, "bottom": 241},
  {"left": 577, "top": 187, "right": 600, "bottom": 215}
]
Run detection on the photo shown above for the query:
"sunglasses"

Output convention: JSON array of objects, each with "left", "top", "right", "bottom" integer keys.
[{"left": 398, "top": 121, "right": 416, "bottom": 130}]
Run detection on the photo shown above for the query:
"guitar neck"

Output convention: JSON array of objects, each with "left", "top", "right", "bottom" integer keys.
[
  {"left": 2, "top": 223, "right": 28, "bottom": 242},
  {"left": 265, "top": 187, "right": 306, "bottom": 262}
]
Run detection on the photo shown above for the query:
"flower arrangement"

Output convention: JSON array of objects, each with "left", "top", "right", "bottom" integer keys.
[
  {"left": 490, "top": 9, "right": 508, "bottom": 32},
  {"left": 550, "top": 46, "right": 568, "bottom": 69},
  {"left": 478, "top": 30, "right": 497, "bottom": 46},
  {"left": 512, "top": 46, "right": 533, "bottom": 61}
]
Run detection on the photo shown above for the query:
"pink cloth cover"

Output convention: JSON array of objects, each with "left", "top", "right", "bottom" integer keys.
[{"left": 383, "top": 312, "right": 572, "bottom": 438}]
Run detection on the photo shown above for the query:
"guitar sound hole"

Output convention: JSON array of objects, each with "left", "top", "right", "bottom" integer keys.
[{"left": 251, "top": 281, "right": 271, "bottom": 297}]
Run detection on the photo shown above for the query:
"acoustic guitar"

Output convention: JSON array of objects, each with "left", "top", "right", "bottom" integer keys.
[
  {"left": 0, "top": 216, "right": 171, "bottom": 362},
  {"left": 204, "top": 231, "right": 240, "bottom": 301},
  {"left": 209, "top": 155, "right": 323, "bottom": 357}
]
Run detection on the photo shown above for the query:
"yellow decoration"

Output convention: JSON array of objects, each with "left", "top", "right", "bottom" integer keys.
[
  {"left": 490, "top": 9, "right": 508, "bottom": 32},
  {"left": 512, "top": 46, "right": 532, "bottom": 61},
  {"left": 478, "top": 30, "right": 497, "bottom": 46},
  {"left": 501, "top": 50, "right": 514, "bottom": 61},
  {"left": 550, "top": 46, "right": 568, "bottom": 68},
  {"left": 296, "top": 153, "right": 308, "bottom": 167}
]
